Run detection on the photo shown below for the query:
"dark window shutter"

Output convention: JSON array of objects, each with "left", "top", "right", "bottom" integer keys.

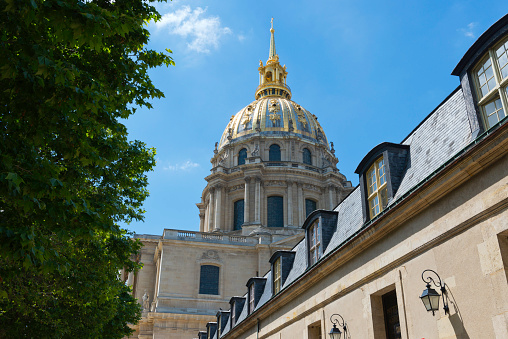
[
  {"left": 234, "top": 200, "right": 244, "bottom": 230},
  {"left": 238, "top": 148, "right": 247, "bottom": 165},
  {"left": 267, "top": 196, "right": 283, "bottom": 227},
  {"left": 269, "top": 144, "right": 281, "bottom": 161},
  {"left": 199, "top": 265, "right": 220, "bottom": 295}
]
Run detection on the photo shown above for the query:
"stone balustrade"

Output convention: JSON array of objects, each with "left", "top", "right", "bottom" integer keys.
[{"left": 162, "top": 229, "right": 260, "bottom": 245}]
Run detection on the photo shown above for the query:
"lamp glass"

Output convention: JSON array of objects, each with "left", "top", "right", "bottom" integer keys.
[
  {"left": 329, "top": 325, "right": 342, "bottom": 339},
  {"left": 420, "top": 286, "right": 440, "bottom": 312}
]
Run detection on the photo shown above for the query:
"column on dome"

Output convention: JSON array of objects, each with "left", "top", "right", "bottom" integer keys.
[
  {"left": 244, "top": 177, "right": 250, "bottom": 225},
  {"left": 328, "top": 185, "right": 334, "bottom": 210},
  {"left": 208, "top": 188, "right": 215, "bottom": 231},
  {"left": 254, "top": 177, "right": 261, "bottom": 224},
  {"left": 297, "top": 182, "right": 304, "bottom": 225},
  {"left": 199, "top": 213, "right": 205, "bottom": 232},
  {"left": 214, "top": 185, "right": 222, "bottom": 231},
  {"left": 287, "top": 180, "right": 293, "bottom": 226}
]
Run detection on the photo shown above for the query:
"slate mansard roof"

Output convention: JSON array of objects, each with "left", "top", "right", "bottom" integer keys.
[{"left": 209, "top": 16, "right": 508, "bottom": 338}]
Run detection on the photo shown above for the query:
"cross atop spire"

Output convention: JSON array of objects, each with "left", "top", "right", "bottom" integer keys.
[{"left": 269, "top": 18, "right": 277, "bottom": 61}]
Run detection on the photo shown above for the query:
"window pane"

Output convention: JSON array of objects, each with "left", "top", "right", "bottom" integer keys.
[
  {"left": 368, "top": 167, "right": 377, "bottom": 194},
  {"left": 488, "top": 78, "right": 497, "bottom": 92},
  {"left": 481, "top": 84, "right": 490, "bottom": 97},
  {"left": 199, "top": 265, "right": 220, "bottom": 295},
  {"left": 488, "top": 112, "right": 499, "bottom": 127},
  {"left": 485, "top": 101, "right": 496, "bottom": 115},
  {"left": 483, "top": 98, "right": 505, "bottom": 128},
  {"left": 267, "top": 196, "right": 283, "bottom": 227},
  {"left": 497, "top": 41, "right": 508, "bottom": 79}
]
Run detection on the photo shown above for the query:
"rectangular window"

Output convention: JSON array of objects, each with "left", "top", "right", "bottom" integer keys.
[
  {"left": 249, "top": 283, "right": 255, "bottom": 313},
  {"left": 474, "top": 37, "right": 508, "bottom": 129},
  {"left": 367, "top": 157, "right": 388, "bottom": 218},
  {"left": 309, "top": 221, "right": 321, "bottom": 265},
  {"left": 273, "top": 257, "right": 282, "bottom": 294},
  {"left": 199, "top": 265, "right": 220, "bottom": 295}
]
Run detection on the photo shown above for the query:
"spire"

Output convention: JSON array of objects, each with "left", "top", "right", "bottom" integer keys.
[{"left": 268, "top": 18, "right": 276, "bottom": 61}]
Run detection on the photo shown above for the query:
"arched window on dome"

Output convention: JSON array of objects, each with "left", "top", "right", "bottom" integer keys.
[
  {"left": 233, "top": 199, "right": 244, "bottom": 230},
  {"left": 238, "top": 148, "right": 247, "bottom": 166},
  {"left": 267, "top": 196, "right": 283, "bottom": 227},
  {"left": 269, "top": 144, "right": 281, "bottom": 161},
  {"left": 303, "top": 148, "right": 312, "bottom": 165}
]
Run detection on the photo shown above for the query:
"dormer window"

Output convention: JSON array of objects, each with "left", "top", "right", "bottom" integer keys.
[
  {"left": 269, "top": 250, "right": 296, "bottom": 296},
  {"left": 355, "top": 142, "right": 409, "bottom": 223},
  {"left": 367, "top": 157, "right": 388, "bottom": 218},
  {"left": 229, "top": 296, "right": 245, "bottom": 328},
  {"left": 473, "top": 37, "right": 508, "bottom": 129},
  {"left": 302, "top": 210, "right": 338, "bottom": 267},
  {"left": 308, "top": 221, "right": 321, "bottom": 266},
  {"left": 246, "top": 277, "right": 266, "bottom": 314}
]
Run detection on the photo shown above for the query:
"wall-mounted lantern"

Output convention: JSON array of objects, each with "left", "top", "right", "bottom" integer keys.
[
  {"left": 419, "top": 269, "right": 449, "bottom": 316},
  {"left": 329, "top": 313, "right": 350, "bottom": 339}
]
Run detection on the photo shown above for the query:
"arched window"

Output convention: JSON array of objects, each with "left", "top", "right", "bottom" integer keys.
[
  {"left": 269, "top": 144, "right": 281, "bottom": 161},
  {"left": 305, "top": 199, "right": 317, "bottom": 218},
  {"left": 303, "top": 148, "right": 312, "bottom": 165},
  {"left": 233, "top": 199, "right": 244, "bottom": 230},
  {"left": 199, "top": 265, "right": 220, "bottom": 295},
  {"left": 238, "top": 148, "right": 247, "bottom": 166},
  {"left": 267, "top": 196, "right": 283, "bottom": 227}
]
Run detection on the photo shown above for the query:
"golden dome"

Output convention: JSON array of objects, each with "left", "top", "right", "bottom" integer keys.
[{"left": 218, "top": 97, "right": 328, "bottom": 150}]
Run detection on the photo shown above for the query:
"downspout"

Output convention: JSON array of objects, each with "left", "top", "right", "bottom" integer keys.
[{"left": 399, "top": 269, "right": 410, "bottom": 339}]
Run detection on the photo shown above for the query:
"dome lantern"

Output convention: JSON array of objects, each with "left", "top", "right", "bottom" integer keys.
[{"left": 256, "top": 18, "right": 291, "bottom": 100}]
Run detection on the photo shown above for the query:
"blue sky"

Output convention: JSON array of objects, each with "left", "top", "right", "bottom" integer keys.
[{"left": 122, "top": 1, "right": 507, "bottom": 236}]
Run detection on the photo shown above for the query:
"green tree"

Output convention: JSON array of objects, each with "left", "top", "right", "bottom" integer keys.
[{"left": 0, "top": 0, "right": 173, "bottom": 337}]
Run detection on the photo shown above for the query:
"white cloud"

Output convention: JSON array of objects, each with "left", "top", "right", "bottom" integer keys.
[
  {"left": 238, "top": 34, "right": 246, "bottom": 42},
  {"left": 162, "top": 160, "right": 200, "bottom": 171},
  {"left": 155, "top": 6, "right": 231, "bottom": 53},
  {"left": 460, "top": 22, "right": 477, "bottom": 38}
]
